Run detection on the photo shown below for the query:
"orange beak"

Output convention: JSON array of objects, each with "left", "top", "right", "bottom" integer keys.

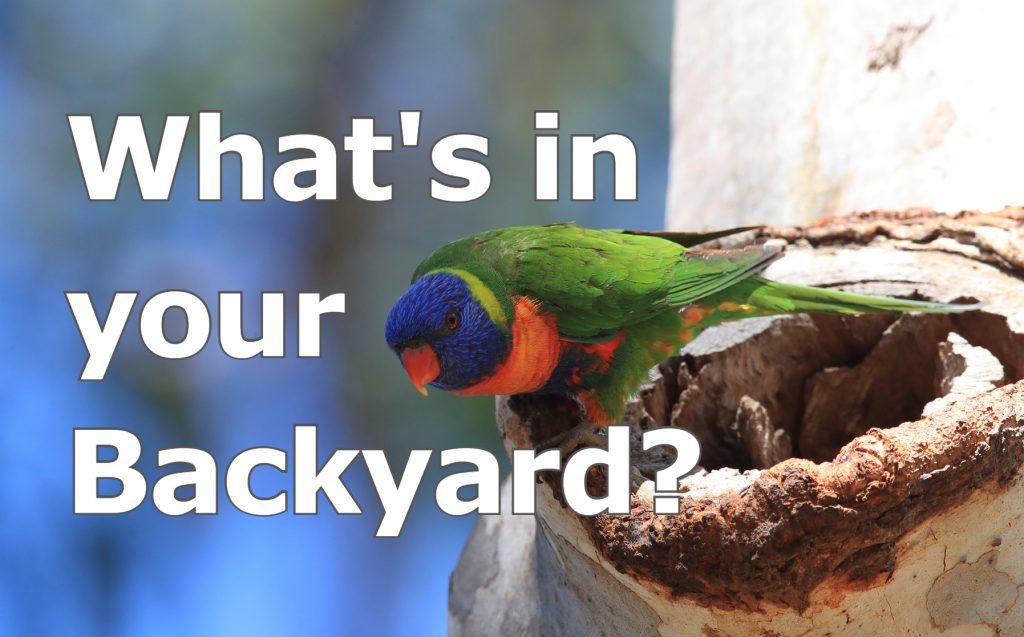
[{"left": 401, "top": 345, "right": 440, "bottom": 396}]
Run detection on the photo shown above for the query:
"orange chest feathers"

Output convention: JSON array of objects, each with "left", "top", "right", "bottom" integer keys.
[{"left": 452, "top": 297, "right": 560, "bottom": 396}]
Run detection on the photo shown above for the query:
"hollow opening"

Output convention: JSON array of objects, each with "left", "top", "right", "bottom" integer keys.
[{"left": 641, "top": 311, "right": 1020, "bottom": 472}]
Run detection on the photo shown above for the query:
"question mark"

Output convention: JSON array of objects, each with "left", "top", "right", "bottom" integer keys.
[{"left": 641, "top": 428, "right": 701, "bottom": 515}]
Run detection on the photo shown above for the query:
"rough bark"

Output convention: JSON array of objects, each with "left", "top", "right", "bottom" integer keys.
[{"left": 450, "top": 210, "right": 1024, "bottom": 637}]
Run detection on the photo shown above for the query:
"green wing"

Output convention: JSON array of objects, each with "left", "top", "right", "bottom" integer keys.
[{"left": 416, "top": 224, "right": 777, "bottom": 342}]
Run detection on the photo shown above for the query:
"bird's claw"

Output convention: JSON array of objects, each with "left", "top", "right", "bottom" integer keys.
[
  {"left": 539, "top": 422, "right": 607, "bottom": 459},
  {"left": 540, "top": 423, "right": 648, "bottom": 493}
]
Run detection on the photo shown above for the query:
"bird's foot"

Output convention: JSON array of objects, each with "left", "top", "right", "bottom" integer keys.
[
  {"left": 539, "top": 423, "right": 648, "bottom": 490},
  {"left": 539, "top": 422, "right": 607, "bottom": 458}
]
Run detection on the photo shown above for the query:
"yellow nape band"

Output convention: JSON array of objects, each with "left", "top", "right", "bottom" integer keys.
[{"left": 431, "top": 268, "right": 507, "bottom": 325}]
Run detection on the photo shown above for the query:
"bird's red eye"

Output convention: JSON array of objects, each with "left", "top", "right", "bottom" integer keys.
[{"left": 445, "top": 309, "right": 460, "bottom": 331}]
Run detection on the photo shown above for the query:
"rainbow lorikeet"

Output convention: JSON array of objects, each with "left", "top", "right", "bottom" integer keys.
[{"left": 385, "top": 224, "right": 976, "bottom": 427}]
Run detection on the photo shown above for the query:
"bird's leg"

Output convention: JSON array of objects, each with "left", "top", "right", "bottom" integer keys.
[
  {"left": 538, "top": 421, "right": 649, "bottom": 490},
  {"left": 540, "top": 389, "right": 618, "bottom": 456},
  {"left": 539, "top": 421, "right": 608, "bottom": 457}
]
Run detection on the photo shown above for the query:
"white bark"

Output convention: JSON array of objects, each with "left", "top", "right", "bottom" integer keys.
[{"left": 667, "top": 1, "right": 1024, "bottom": 228}]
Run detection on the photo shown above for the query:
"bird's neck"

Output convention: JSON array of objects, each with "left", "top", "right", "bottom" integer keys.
[{"left": 452, "top": 296, "right": 560, "bottom": 396}]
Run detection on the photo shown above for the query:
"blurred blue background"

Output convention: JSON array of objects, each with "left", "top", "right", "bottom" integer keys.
[{"left": 0, "top": 1, "right": 672, "bottom": 635}]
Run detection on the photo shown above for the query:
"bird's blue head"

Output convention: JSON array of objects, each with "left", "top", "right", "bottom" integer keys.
[{"left": 385, "top": 270, "right": 512, "bottom": 394}]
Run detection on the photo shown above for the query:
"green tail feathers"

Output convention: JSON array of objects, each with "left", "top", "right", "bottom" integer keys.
[{"left": 736, "top": 277, "right": 982, "bottom": 315}]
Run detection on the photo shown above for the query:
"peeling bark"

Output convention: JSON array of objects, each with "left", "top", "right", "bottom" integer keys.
[{"left": 450, "top": 210, "right": 1024, "bottom": 637}]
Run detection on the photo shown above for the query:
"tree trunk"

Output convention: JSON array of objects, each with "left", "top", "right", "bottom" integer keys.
[
  {"left": 666, "top": 2, "right": 1024, "bottom": 228},
  {"left": 451, "top": 2, "right": 1024, "bottom": 634},
  {"left": 449, "top": 210, "right": 1024, "bottom": 636}
]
